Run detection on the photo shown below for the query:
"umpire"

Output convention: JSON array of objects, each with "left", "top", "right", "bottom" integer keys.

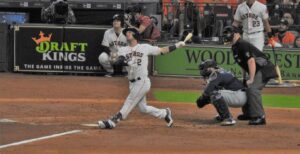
[
  {"left": 196, "top": 59, "right": 247, "bottom": 126},
  {"left": 223, "top": 26, "right": 273, "bottom": 125}
]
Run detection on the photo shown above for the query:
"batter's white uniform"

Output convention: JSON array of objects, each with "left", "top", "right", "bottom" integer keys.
[
  {"left": 98, "top": 28, "right": 127, "bottom": 73},
  {"left": 234, "top": 1, "right": 269, "bottom": 51},
  {"left": 117, "top": 44, "right": 167, "bottom": 119}
]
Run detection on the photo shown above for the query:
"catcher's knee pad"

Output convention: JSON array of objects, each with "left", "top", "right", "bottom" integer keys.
[
  {"left": 98, "top": 52, "right": 109, "bottom": 64},
  {"left": 210, "top": 91, "right": 222, "bottom": 104}
]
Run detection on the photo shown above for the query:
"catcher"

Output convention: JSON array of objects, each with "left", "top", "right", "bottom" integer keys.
[
  {"left": 196, "top": 59, "right": 247, "bottom": 126},
  {"left": 98, "top": 14, "right": 127, "bottom": 77}
]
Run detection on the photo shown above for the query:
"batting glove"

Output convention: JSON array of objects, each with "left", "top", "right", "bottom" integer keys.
[{"left": 175, "top": 41, "right": 185, "bottom": 48}]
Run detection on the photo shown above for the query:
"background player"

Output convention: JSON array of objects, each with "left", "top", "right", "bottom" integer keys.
[
  {"left": 196, "top": 59, "right": 247, "bottom": 126},
  {"left": 98, "top": 14, "right": 127, "bottom": 77},
  {"left": 98, "top": 28, "right": 185, "bottom": 129},
  {"left": 232, "top": 0, "right": 272, "bottom": 52}
]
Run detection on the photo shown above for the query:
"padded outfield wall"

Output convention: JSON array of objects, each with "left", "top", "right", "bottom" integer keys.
[{"left": 154, "top": 44, "right": 300, "bottom": 80}]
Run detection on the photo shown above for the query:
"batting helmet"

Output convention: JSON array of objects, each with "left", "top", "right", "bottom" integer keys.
[
  {"left": 122, "top": 28, "right": 140, "bottom": 41},
  {"left": 112, "top": 14, "right": 124, "bottom": 27},
  {"left": 199, "top": 59, "right": 218, "bottom": 78}
]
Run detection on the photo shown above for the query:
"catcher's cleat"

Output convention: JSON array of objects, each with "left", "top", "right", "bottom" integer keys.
[
  {"left": 220, "top": 118, "right": 236, "bottom": 126},
  {"left": 214, "top": 115, "right": 224, "bottom": 122},
  {"left": 98, "top": 119, "right": 116, "bottom": 129},
  {"left": 165, "top": 108, "right": 173, "bottom": 127}
]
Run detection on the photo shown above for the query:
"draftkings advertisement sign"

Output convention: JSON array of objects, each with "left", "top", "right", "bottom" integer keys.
[
  {"left": 154, "top": 45, "right": 300, "bottom": 80},
  {"left": 13, "top": 25, "right": 106, "bottom": 73}
]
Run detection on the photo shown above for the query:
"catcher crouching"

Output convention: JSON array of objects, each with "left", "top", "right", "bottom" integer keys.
[{"left": 196, "top": 59, "right": 247, "bottom": 126}]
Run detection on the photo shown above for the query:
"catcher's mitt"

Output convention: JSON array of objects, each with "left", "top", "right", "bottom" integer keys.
[{"left": 196, "top": 95, "right": 210, "bottom": 108}]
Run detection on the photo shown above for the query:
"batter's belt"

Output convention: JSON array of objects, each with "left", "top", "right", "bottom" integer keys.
[{"left": 244, "top": 31, "right": 263, "bottom": 35}]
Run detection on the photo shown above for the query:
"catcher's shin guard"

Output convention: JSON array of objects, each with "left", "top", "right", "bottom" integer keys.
[{"left": 211, "top": 97, "right": 232, "bottom": 120}]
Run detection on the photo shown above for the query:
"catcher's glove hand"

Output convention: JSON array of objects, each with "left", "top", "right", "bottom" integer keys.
[
  {"left": 109, "top": 51, "right": 119, "bottom": 64},
  {"left": 196, "top": 95, "right": 210, "bottom": 108}
]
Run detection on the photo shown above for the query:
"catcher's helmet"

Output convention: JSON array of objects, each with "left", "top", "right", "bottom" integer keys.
[
  {"left": 112, "top": 14, "right": 124, "bottom": 27},
  {"left": 122, "top": 28, "right": 140, "bottom": 41},
  {"left": 199, "top": 59, "right": 218, "bottom": 77}
]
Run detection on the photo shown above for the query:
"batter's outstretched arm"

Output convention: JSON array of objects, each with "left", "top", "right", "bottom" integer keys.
[{"left": 159, "top": 41, "right": 186, "bottom": 55}]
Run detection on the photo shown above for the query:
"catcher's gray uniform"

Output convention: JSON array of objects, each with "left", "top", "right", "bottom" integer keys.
[
  {"left": 98, "top": 28, "right": 127, "bottom": 73},
  {"left": 234, "top": 1, "right": 269, "bottom": 51},
  {"left": 202, "top": 69, "right": 247, "bottom": 108}
]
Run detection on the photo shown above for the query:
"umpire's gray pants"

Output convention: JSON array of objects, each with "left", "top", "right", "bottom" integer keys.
[
  {"left": 219, "top": 90, "right": 247, "bottom": 108},
  {"left": 243, "top": 71, "right": 267, "bottom": 117}
]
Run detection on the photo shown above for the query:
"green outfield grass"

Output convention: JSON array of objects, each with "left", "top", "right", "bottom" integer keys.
[{"left": 153, "top": 90, "right": 300, "bottom": 108}]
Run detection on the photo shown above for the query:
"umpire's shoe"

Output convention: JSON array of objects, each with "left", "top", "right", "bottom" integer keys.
[
  {"left": 249, "top": 117, "right": 266, "bottom": 125},
  {"left": 237, "top": 114, "right": 251, "bottom": 121},
  {"left": 165, "top": 108, "right": 173, "bottom": 127},
  {"left": 98, "top": 119, "right": 116, "bottom": 129}
]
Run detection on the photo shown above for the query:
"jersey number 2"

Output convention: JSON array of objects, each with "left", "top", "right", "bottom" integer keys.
[{"left": 137, "top": 59, "right": 142, "bottom": 66}]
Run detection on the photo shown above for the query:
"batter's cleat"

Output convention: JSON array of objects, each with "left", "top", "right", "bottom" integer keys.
[
  {"left": 220, "top": 118, "right": 236, "bottom": 126},
  {"left": 214, "top": 115, "right": 224, "bottom": 122},
  {"left": 98, "top": 119, "right": 116, "bottom": 129},
  {"left": 165, "top": 108, "right": 173, "bottom": 127},
  {"left": 237, "top": 114, "right": 251, "bottom": 121}
]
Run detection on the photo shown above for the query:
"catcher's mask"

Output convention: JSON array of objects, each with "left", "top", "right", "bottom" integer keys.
[{"left": 199, "top": 59, "right": 218, "bottom": 78}]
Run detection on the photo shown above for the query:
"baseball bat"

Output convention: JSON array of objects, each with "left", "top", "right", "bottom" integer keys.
[
  {"left": 270, "top": 38, "right": 283, "bottom": 84},
  {"left": 183, "top": 33, "right": 193, "bottom": 43}
]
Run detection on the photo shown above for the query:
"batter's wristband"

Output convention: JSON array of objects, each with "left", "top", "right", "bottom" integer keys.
[{"left": 168, "top": 45, "right": 177, "bottom": 52}]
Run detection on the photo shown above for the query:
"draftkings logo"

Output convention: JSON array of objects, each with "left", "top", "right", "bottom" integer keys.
[{"left": 32, "top": 31, "right": 88, "bottom": 62}]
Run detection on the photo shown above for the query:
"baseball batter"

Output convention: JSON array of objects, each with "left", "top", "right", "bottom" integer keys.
[
  {"left": 98, "top": 14, "right": 127, "bottom": 76},
  {"left": 233, "top": 0, "right": 272, "bottom": 52},
  {"left": 98, "top": 28, "right": 186, "bottom": 129}
]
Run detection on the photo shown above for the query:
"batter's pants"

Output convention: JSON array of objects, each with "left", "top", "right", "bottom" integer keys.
[{"left": 119, "top": 78, "right": 167, "bottom": 119}]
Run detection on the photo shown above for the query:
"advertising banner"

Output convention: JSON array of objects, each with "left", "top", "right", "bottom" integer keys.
[
  {"left": 154, "top": 45, "right": 300, "bottom": 80},
  {"left": 13, "top": 24, "right": 106, "bottom": 73}
]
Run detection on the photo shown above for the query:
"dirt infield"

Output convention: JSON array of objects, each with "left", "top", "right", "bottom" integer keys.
[{"left": 0, "top": 73, "right": 300, "bottom": 154}]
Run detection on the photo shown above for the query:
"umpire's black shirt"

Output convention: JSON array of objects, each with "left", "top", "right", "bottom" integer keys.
[{"left": 232, "top": 38, "right": 266, "bottom": 73}]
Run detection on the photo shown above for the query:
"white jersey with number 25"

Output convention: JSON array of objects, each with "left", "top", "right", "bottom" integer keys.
[{"left": 234, "top": 1, "right": 269, "bottom": 34}]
